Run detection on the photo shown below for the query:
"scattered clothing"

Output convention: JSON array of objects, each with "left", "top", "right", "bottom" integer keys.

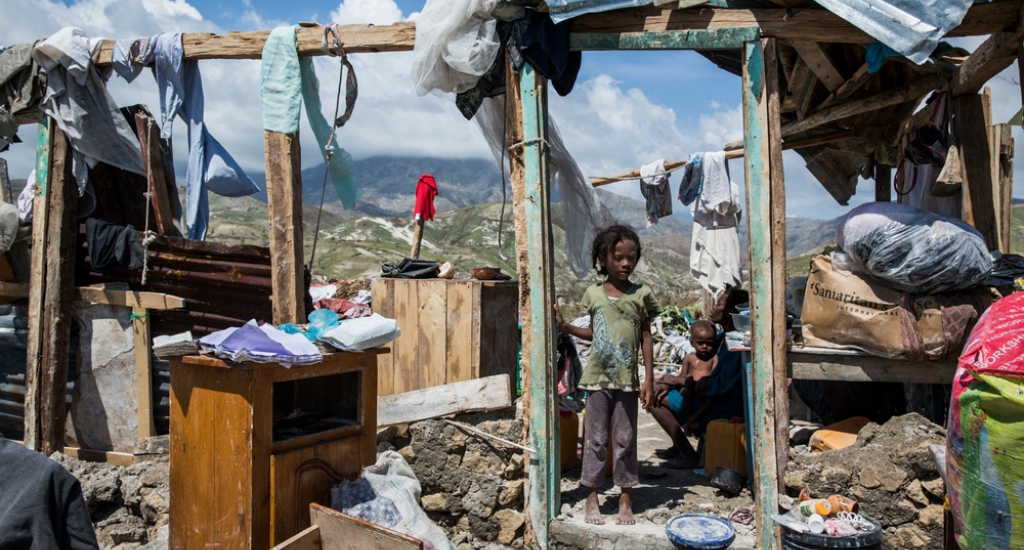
[
  {"left": 141, "top": 33, "right": 259, "bottom": 240},
  {"left": 640, "top": 159, "right": 672, "bottom": 226},
  {"left": 199, "top": 319, "right": 322, "bottom": 366},
  {"left": 0, "top": 437, "right": 100, "bottom": 550},
  {"left": 677, "top": 154, "right": 703, "bottom": 207},
  {"left": 32, "top": 27, "right": 146, "bottom": 194},
  {"left": 519, "top": 12, "right": 581, "bottom": 97},
  {"left": 309, "top": 283, "right": 339, "bottom": 303},
  {"left": 85, "top": 218, "right": 145, "bottom": 272},
  {"left": 581, "top": 389, "right": 639, "bottom": 488},
  {"left": 314, "top": 298, "right": 373, "bottom": 319},
  {"left": 578, "top": 283, "right": 661, "bottom": 392},
  {"left": 414, "top": 174, "right": 438, "bottom": 221}
]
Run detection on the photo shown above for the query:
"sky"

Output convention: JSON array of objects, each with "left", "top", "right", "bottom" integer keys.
[{"left": 1, "top": 0, "right": 1022, "bottom": 222}]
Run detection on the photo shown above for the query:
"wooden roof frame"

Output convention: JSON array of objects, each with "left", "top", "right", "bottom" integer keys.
[{"left": 18, "top": 2, "right": 1022, "bottom": 548}]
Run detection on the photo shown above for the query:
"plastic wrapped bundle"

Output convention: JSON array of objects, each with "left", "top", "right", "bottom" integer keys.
[{"left": 836, "top": 202, "right": 991, "bottom": 294}]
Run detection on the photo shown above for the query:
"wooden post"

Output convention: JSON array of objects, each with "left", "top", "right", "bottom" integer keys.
[
  {"left": 23, "top": 117, "right": 53, "bottom": 451},
  {"left": 132, "top": 308, "right": 156, "bottom": 439},
  {"left": 0, "top": 157, "right": 11, "bottom": 203},
  {"left": 875, "top": 163, "right": 892, "bottom": 202},
  {"left": 994, "top": 124, "right": 1014, "bottom": 254},
  {"left": 410, "top": 218, "right": 425, "bottom": 258},
  {"left": 264, "top": 130, "right": 306, "bottom": 325},
  {"left": 954, "top": 94, "right": 998, "bottom": 250},
  {"left": 25, "top": 126, "right": 77, "bottom": 455},
  {"left": 135, "top": 111, "right": 179, "bottom": 236},
  {"left": 508, "top": 61, "right": 558, "bottom": 549},
  {"left": 742, "top": 38, "right": 785, "bottom": 550}
]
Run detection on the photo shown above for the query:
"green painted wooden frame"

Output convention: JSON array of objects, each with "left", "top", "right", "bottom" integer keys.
[{"left": 570, "top": 27, "right": 760, "bottom": 51}]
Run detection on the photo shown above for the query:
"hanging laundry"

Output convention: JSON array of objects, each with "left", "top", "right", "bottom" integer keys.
[
  {"left": 865, "top": 42, "right": 901, "bottom": 74},
  {"left": 17, "top": 170, "right": 34, "bottom": 223},
  {"left": 689, "top": 151, "right": 742, "bottom": 297},
  {"left": 85, "top": 218, "right": 145, "bottom": 272},
  {"left": 411, "top": 0, "right": 502, "bottom": 96},
  {"left": 639, "top": 159, "right": 672, "bottom": 226},
  {"left": 692, "top": 151, "right": 740, "bottom": 228},
  {"left": 519, "top": 12, "right": 582, "bottom": 97},
  {"left": 0, "top": 43, "right": 46, "bottom": 116},
  {"left": 140, "top": 33, "right": 260, "bottom": 240},
  {"left": 414, "top": 174, "right": 439, "bottom": 221},
  {"left": 677, "top": 153, "right": 702, "bottom": 206},
  {"left": 0, "top": 106, "right": 18, "bottom": 152},
  {"left": 31, "top": 27, "right": 145, "bottom": 195},
  {"left": 260, "top": 26, "right": 362, "bottom": 209},
  {"left": 109, "top": 38, "right": 144, "bottom": 83}
]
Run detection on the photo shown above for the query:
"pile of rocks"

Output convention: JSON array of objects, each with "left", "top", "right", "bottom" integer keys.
[
  {"left": 784, "top": 413, "right": 946, "bottom": 550},
  {"left": 380, "top": 404, "right": 527, "bottom": 550},
  {"left": 50, "top": 453, "right": 169, "bottom": 550}
]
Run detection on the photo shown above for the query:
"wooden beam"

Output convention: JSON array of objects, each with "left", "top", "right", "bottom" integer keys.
[
  {"left": 951, "top": 3, "right": 1024, "bottom": 96},
  {"left": 94, "top": 22, "right": 418, "bottom": 65},
  {"left": 995, "top": 124, "right": 1014, "bottom": 254},
  {"left": 0, "top": 158, "right": 11, "bottom": 204},
  {"left": 133, "top": 307, "right": 156, "bottom": 439},
  {"left": 376, "top": 375, "right": 512, "bottom": 427},
  {"left": 569, "top": 27, "right": 759, "bottom": 51},
  {"left": 0, "top": 282, "right": 186, "bottom": 309},
  {"left": 954, "top": 94, "right": 999, "bottom": 250},
  {"left": 134, "top": 111, "right": 179, "bottom": 236},
  {"left": 23, "top": 117, "right": 53, "bottom": 452},
  {"left": 780, "top": 73, "right": 948, "bottom": 137},
  {"left": 62, "top": 446, "right": 136, "bottom": 467},
  {"left": 38, "top": 127, "right": 77, "bottom": 456},
  {"left": 723, "top": 128, "right": 855, "bottom": 153},
  {"left": 791, "top": 41, "right": 844, "bottom": 93},
  {"left": 788, "top": 354, "right": 956, "bottom": 384},
  {"left": 310, "top": 503, "right": 423, "bottom": 550},
  {"left": 264, "top": 131, "right": 305, "bottom": 326},
  {"left": 815, "top": 62, "right": 871, "bottom": 111},
  {"left": 742, "top": 37, "right": 783, "bottom": 550}
]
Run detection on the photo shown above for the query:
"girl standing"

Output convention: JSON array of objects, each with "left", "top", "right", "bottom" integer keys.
[{"left": 555, "top": 225, "right": 660, "bottom": 525}]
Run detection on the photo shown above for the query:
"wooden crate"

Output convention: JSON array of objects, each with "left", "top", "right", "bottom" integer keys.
[{"left": 371, "top": 278, "right": 517, "bottom": 397}]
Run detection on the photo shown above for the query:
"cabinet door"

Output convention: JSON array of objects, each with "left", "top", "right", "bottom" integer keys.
[{"left": 270, "top": 436, "right": 367, "bottom": 545}]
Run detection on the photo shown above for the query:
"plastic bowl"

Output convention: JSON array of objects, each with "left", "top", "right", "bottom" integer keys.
[
  {"left": 665, "top": 514, "right": 736, "bottom": 549},
  {"left": 730, "top": 312, "right": 751, "bottom": 332}
]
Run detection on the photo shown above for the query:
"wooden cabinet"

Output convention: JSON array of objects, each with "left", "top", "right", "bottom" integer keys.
[
  {"left": 169, "top": 351, "right": 384, "bottom": 549},
  {"left": 371, "top": 278, "right": 517, "bottom": 397}
]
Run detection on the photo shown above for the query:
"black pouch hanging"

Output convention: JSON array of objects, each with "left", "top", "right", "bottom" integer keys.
[
  {"left": 904, "top": 123, "right": 947, "bottom": 166},
  {"left": 381, "top": 258, "right": 440, "bottom": 279}
]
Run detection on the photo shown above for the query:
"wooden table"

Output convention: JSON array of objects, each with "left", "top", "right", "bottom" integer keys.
[{"left": 169, "top": 350, "right": 386, "bottom": 549}]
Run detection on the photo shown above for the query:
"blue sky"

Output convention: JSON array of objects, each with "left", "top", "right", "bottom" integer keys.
[{"left": 1, "top": 0, "right": 1021, "bottom": 222}]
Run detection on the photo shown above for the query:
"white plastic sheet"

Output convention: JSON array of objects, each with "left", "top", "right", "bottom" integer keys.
[{"left": 411, "top": 0, "right": 501, "bottom": 95}]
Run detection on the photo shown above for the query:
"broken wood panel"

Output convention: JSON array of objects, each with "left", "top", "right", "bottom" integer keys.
[
  {"left": 951, "top": 3, "right": 1024, "bottom": 96},
  {"left": 37, "top": 127, "right": 77, "bottom": 456},
  {"left": 392, "top": 278, "right": 419, "bottom": 395},
  {"left": 417, "top": 280, "right": 447, "bottom": 390},
  {"left": 478, "top": 284, "right": 519, "bottom": 395},
  {"left": 781, "top": 57, "right": 811, "bottom": 113},
  {"left": 445, "top": 281, "right": 474, "bottom": 386},
  {"left": 135, "top": 111, "right": 178, "bottom": 236},
  {"left": 310, "top": 503, "right": 423, "bottom": 550},
  {"left": 815, "top": 62, "right": 871, "bottom": 111},
  {"left": 954, "top": 94, "right": 999, "bottom": 250},
  {"left": 741, "top": 38, "right": 781, "bottom": 550},
  {"left": 133, "top": 307, "right": 156, "bottom": 439},
  {"left": 270, "top": 525, "right": 320, "bottom": 550},
  {"left": 23, "top": 117, "right": 52, "bottom": 451},
  {"left": 377, "top": 374, "right": 512, "bottom": 427},
  {"left": 781, "top": 73, "right": 947, "bottom": 137},
  {"left": 264, "top": 131, "right": 305, "bottom": 326},
  {"left": 788, "top": 355, "right": 957, "bottom": 384},
  {"left": 791, "top": 41, "right": 844, "bottom": 92},
  {"left": 372, "top": 277, "right": 395, "bottom": 397}
]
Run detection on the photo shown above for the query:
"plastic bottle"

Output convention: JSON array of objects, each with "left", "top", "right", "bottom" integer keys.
[
  {"left": 797, "top": 499, "right": 832, "bottom": 517},
  {"left": 806, "top": 514, "right": 825, "bottom": 534}
]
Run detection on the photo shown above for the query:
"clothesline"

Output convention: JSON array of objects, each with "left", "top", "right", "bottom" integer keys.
[{"left": 590, "top": 150, "right": 743, "bottom": 187}]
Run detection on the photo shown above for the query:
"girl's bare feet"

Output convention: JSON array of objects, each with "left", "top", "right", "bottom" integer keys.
[
  {"left": 616, "top": 488, "right": 635, "bottom": 525},
  {"left": 654, "top": 447, "right": 680, "bottom": 459},
  {"left": 585, "top": 488, "right": 604, "bottom": 525}
]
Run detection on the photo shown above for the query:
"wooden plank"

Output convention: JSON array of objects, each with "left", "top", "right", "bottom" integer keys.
[
  {"left": 569, "top": 26, "right": 759, "bottom": 51},
  {"left": 951, "top": 3, "right": 1024, "bottom": 96},
  {"left": 478, "top": 284, "right": 518, "bottom": 397},
  {"left": 62, "top": 446, "right": 136, "bottom": 467},
  {"left": 788, "top": 355, "right": 957, "bottom": 384},
  {"left": 781, "top": 57, "right": 811, "bottom": 113},
  {"left": 310, "top": 503, "right": 423, "bottom": 550},
  {"left": 781, "top": 73, "right": 948, "bottom": 137},
  {"left": 815, "top": 62, "right": 871, "bottom": 111},
  {"left": 0, "top": 283, "right": 185, "bottom": 309},
  {"left": 96, "top": 22, "right": 419, "bottom": 64},
  {"left": 741, "top": 38, "right": 780, "bottom": 550},
  {"left": 37, "top": 127, "right": 77, "bottom": 456},
  {"left": 791, "top": 41, "right": 844, "bottom": 92},
  {"left": 392, "top": 279, "right": 419, "bottom": 394},
  {"left": 264, "top": 131, "right": 305, "bottom": 325},
  {"left": 0, "top": 158, "right": 11, "bottom": 203},
  {"left": 570, "top": 1, "right": 1019, "bottom": 44},
  {"left": 723, "top": 129, "right": 855, "bottom": 153},
  {"left": 134, "top": 111, "right": 178, "bottom": 236},
  {"left": 377, "top": 374, "right": 511, "bottom": 427},
  {"left": 23, "top": 117, "right": 52, "bottom": 451},
  {"left": 445, "top": 281, "right": 473, "bottom": 384},
  {"left": 417, "top": 280, "right": 447, "bottom": 389},
  {"left": 270, "top": 525, "right": 321, "bottom": 550},
  {"left": 372, "top": 278, "right": 395, "bottom": 397},
  {"left": 954, "top": 94, "right": 999, "bottom": 250},
  {"left": 996, "top": 124, "right": 1014, "bottom": 254},
  {"left": 133, "top": 307, "right": 156, "bottom": 439}
]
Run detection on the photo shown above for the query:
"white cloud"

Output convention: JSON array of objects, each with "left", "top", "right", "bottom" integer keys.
[{"left": 329, "top": 0, "right": 404, "bottom": 26}]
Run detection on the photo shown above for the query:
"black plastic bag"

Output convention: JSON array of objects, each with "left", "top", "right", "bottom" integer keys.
[{"left": 381, "top": 258, "right": 440, "bottom": 279}]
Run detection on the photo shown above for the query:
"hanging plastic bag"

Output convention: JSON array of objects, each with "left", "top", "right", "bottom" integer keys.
[
  {"left": 410, "top": 0, "right": 500, "bottom": 96},
  {"left": 929, "top": 143, "right": 962, "bottom": 197}
]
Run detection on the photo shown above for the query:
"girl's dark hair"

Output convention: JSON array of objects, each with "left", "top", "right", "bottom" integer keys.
[
  {"left": 723, "top": 285, "right": 749, "bottom": 314},
  {"left": 591, "top": 225, "right": 642, "bottom": 275}
]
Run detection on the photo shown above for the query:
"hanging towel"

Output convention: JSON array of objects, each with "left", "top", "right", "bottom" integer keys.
[
  {"left": 519, "top": 12, "right": 581, "bottom": 97},
  {"left": 141, "top": 33, "right": 259, "bottom": 240},
  {"left": 414, "top": 174, "right": 439, "bottom": 221},
  {"left": 690, "top": 223, "right": 742, "bottom": 298},
  {"left": 639, "top": 159, "right": 671, "bottom": 226},
  {"left": 109, "top": 38, "right": 144, "bottom": 83},
  {"left": 260, "top": 26, "right": 363, "bottom": 209},
  {"left": 677, "top": 153, "right": 703, "bottom": 207},
  {"left": 693, "top": 151, "right": 740, "bottom": 228},
  {"left": 32, "top": 27, "right": 145, "bottom": 195}
]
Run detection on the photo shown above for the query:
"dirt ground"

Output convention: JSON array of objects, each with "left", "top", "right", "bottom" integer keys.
[{"left": 554, "top": 407, "right": 757, "bottom": 548}]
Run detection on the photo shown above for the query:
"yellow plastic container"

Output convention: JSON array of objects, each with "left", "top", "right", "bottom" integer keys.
[
  {"left": 704, "top": 419, "right": 748, "bottom": 479},
  {"left": 809, "top": 416, "right": 870, "bottom": 452},
  {"left": 560, "top": 409, "right": 579, "bottom": 471}
]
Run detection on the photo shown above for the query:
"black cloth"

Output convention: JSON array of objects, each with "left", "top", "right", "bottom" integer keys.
[
  {"left": 381, "top": 258, "right": 440, "bottom": 279},
  {"left": 85, "top": 218, "right": 145, "bottom": 272},
  {"left": 0, "top": 438, "right": 99, "bottom": 550},
  {"left": 520, "top": 12, "right": 581, "bottom": 97}
]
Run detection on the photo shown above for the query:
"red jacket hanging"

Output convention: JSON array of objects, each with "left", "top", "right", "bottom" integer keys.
[{"left": 414, "top": 174, "right": 438, "bottom": 221}]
